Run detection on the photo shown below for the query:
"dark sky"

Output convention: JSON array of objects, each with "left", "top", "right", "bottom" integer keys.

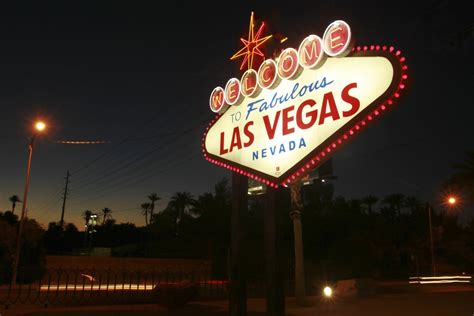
[{"left": 0, "top": 1, "right": 472, "bottom": 228}]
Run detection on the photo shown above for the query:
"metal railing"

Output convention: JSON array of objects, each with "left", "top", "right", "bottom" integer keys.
[{"left": 1, "top": 268, "right": 230, "bottom": 308}]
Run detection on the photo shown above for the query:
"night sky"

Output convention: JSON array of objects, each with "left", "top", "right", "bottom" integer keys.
[{"left": 1, "top": 1, "right": 472, "bottom": 228}]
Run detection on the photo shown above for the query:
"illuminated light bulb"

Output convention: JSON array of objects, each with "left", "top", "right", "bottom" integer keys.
[
  {"left": 343, "top": 135, "right": 348, "bottom": 140},
  {"left": 332, "top": 143, "right": 336, "bottom": 148},
  {"left": 370, "top": 45, "right": 374, "bottom": 50},
  {"left": 274, "top": 184, "right": 279, "bottom": 189},
  {"left": 400, "top": 57, "right": 406, "bottom": 62},
  {"left": 355, "top": 125, "right": 360, "bottom": 130},
  {"left": 323, "top": 286, "right": 333, "bottom": 298},
  {"left": 349, "top": 130, "right": 354, "bottom": 135},
  {"left": 399, "top": 84, "right": 405, "bottom": 89},
  {"left": 394, "top": 93, "right": 400, "bottom": 98},
  {"left": 311, "top": 160, "right": 315, "bottom": 164},
  {"left": 363, "top": 46, "right": 368, "bottom": 51},
  {"left": 402, "top": 65, "right": 408, "bottom": 70},
  {"left": 337, "top": 139, "right": 342, "bottom": 144},
  {"left": 357, "top": 46, "right": 361, "bottom": 51},
  {"left": 402, "top": 74, "right": 408, "bottom": 80},
  {"left": 321, "top": 152, "right": 326, "bottom": 156},
  {"left": 382, "top": 46, "right": 387, "bottom": 50},
  {"left": 316, "top": 156, "right": 321, "bottom": 161},
  {"left": 381, "top": 105, "right": 386, "bottom": 110},
  {"left": 374, "top": 110, "right": 379, "bottom": 116},
  {"left": 327, "top": 148, "right": 331, "bottom": 152},
  {"left": 361, "top": 120, "right": 366, "bottom": 125},
  {"left": 368, "top": 115, "right": 373, "bottom": 120},
  {"left": 388, "top": 100, "right": 393, "bottom": 105},
  {"left": 389, "top": 46, "right": 394, "bottom": 52},
  {"left": 376, "top": 45, "right": 380, "bottom": 50},
  {"left": 396, "top": 50, "right": 401, "bottom": 56},
  {"left": 306, "top": 164, "right": 310, "bottom": 168}
]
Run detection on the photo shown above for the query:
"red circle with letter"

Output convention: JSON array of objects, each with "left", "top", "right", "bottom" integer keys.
[
  {"left": 257, "top": 59, "right": 278, "bottom": 89},
  {"left": 277, "top": 48, "right": 300, "bottom": 79},
  {"left": 224, "top": 78, "right": 241, "bottom": 105},
  {"left": 209, "top": 86, "right": 226, "bottom": 113},
  {"left": 322, "top": 20, "right": 352, "bottom": 57},
  {"left": 298, "top": 35, "right": 324, "bottom": 68},
  {"left": 241, "top": 69, "right": 259, "bottom": 97}
]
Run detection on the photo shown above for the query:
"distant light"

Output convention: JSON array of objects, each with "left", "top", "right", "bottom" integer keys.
[
  {"left": 448, "top": 197, "right": 456, "bottom": 205},
  {"left": 35, "top": 121, "right": 46, "bottom": 132},
  {"left": 323, "top": 286, "right": 332, "bottom": 298},
  {"left": 321, "top": 179, "right": 326, "bottom": 183}
]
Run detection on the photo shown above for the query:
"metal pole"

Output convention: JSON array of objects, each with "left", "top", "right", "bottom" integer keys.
[
  {"left": 11, "top": 137, "right": 35, "bottom": 285},
  {"left": 59, "top": 170, "right": 70, "bottom": 228},
  {"left": 289, "top": 181, "right": 305, "bottom": 305},
  {"left": 229, "top": 172, "right": 247, "bottom": 316},
  {"left": 428, "top": 204, "right": 436, "bottom": 276},
  {"left": 264, "top": 185, "right": 285, "bottom": 316}
]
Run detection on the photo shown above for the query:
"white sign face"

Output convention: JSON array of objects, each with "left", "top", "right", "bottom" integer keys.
[{"left": 203, "top": 50, "right": 405, "bottom": 186}]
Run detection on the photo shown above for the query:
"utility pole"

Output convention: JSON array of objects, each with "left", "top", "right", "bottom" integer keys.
[{"left": 59, "top": 170, "right": 70, "bottom": 228}]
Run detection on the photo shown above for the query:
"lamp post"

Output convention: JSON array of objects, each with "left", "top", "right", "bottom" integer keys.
[
  {"left": 427, "top": 203, "right": 436, "bottom": 276},
  {"left": 427, "top": 196, "right": 457, "bottom": 277},
  {"left": 11, "top": 121, "right": 46, "bottom": 285}
]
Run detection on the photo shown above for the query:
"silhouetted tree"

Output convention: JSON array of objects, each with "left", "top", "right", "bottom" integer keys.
[
  {"left": 147, "top": 193, "right": 160, "bottom": 223},
  {"left": 141, "top": 202, "right": 151, "bottom": 226},
  {"left": 101, "top": 207, "right": 112, "bottom": 225},
  {"left": 448, "top": 150, "right": 474, "bottom": 200},
  {"left": 361, "top": 195, "right": 378, "bottom": 215},
  {"left": 383, "top": 193, "right": 405, "bottom": 217},
  {"left": 169, "top": 191, "right": 195, "bottom": 236},
  {"left": 8, "top": 195, "right": 21, "bottom": 215}
]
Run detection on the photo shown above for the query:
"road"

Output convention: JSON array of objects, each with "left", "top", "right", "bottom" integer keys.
[{"left": 1, "top": 287, "right": 473, "bottom": 316}]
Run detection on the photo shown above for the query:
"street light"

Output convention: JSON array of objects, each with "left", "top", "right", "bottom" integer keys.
[
  {"left": 427, "top": 196, "right": 458, "bottom": 277},
  {"left": 11, "top": 121, "right": 46, "bottom": 284},
  {"left": 448, "top": 196, "right": 456, "bottom": 205}
]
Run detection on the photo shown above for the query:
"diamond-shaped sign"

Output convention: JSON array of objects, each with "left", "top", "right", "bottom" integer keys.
[{"left": 203, "top": 47, "right": 407, "bottom": 187}]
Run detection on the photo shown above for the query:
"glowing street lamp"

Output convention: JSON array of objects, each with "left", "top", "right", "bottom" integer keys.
[
  {"left": 11, "top": 121, "right": 47, "bottom": 284},
  {"left": 447, "top": 196, "right": 456, "bottom": 205}
]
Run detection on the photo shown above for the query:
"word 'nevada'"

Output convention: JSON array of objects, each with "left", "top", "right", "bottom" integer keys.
[
  {"left": 210, "top": 20, "right": 352, "bottom": 113},
  {"left": 219, "top": 82, "right": 359, "bottom": 156}
]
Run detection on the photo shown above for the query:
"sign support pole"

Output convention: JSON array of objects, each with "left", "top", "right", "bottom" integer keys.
[
  {"left": 290, "top": 181, "right": 306, "bottom": 305},
  {"left": 264, "top": 186, "right": 285, "bottom": 316},
  {"left": 230, "top": 172, "right": 248, "bottom": 316}
]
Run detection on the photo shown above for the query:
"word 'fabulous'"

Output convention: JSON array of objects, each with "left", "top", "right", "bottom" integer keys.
[{"left": 219, "top": 82, "right": 359, "bottom": 157}]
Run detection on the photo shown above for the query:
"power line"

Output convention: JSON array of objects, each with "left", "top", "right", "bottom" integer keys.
[
  {"left": 70, "top": 119, "right": 207, "bottom": 193},
  {"left": 70, "top": 115, "right": 209, "bottom": 187},
  {"left": 69, "top": 153, "right": 199, "bottom": 208}
]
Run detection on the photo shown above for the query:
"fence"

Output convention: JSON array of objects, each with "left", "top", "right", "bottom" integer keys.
[{"left": 1, "top": 268, "right": 294, "bottom": 308}]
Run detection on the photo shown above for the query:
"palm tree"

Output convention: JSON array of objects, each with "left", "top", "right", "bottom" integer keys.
[
  {"left": 141, "top": 202, "right": 151, "bottom": 226},
  {"left": 169, "top": 191, "right": 195, "bottom": 236},
  {"left": 9, "top": 195, "right": 21, "bottom": 215},
  {"left": 449, "top": 150, "right": 474, "bottom": 200},
  {"left": 361, "top": 195, "right": 378, "bottom": 215},
  {"left": 147, "top": 193, "right": 160, "bottom": 223},
  {"left": 404, "top": 196, "right": 422, "bottom": 214},
  {"left": 101, "top": 207, "right": 112, "bottom": 225},
  {"left": 82, "top": 210, "right": 93, "bottom": 227},
  {"left": 383, "top": 193, "right": 405, "bottom": 217}
]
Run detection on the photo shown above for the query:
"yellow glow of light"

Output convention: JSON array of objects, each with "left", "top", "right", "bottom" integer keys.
[
  {"left": 35, "top": 121, "right": 46, "bottom": 132},
  {"left": 448, "top": 197, "right": 456, "bottom": 205},
  {"left": 323, "top": 286, "right": 332, "bottom": 297}
]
